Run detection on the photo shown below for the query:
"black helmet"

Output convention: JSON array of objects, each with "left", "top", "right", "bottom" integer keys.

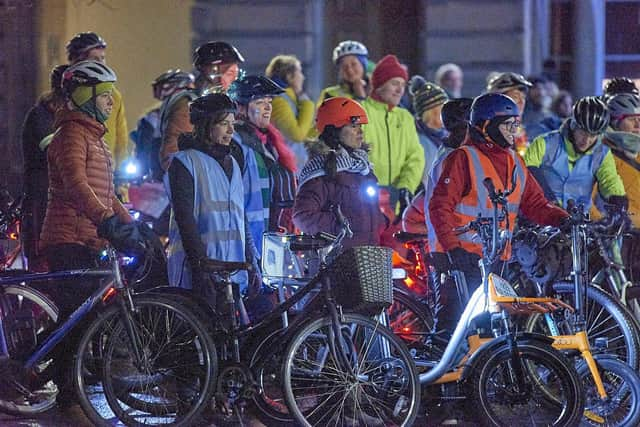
[
  {"left": 189, "top": 93, "right": 237, "bottom": 125},
  {"left": 152, "top": 69, "right": 195, "bottom": 100},
  {"left": 572, "top": 96, "right": 610, "bottom": 134},
  {"left": 66, "top": 32, "right": 107, "bottom": 61},
  {"left": 193, "top": 41, "right": 244, "bottom": 67},
  {"left": 228, "top": 75, "right": 284, "bottom": 105},
  {"left": 50, "top": 64, "right": 69, "bottom": 94},
  {"left": 61, "top": 60, "right": 117, "bottom": 98},
  {"left": 441, "top": 98, "right": 473, "bottom": 131},
  {"left": 486, "top": 72, "right": 533, "bottom": 94},
  {"left": 604, "top": 77, "right": 639, "bottom": 97}
]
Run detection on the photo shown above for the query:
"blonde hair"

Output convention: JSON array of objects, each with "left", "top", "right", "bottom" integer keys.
[{"left": 265, "top": 55, "right": 300, "bottom": 82}]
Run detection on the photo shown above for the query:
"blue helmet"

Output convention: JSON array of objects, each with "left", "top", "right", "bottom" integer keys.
[
  {"left": 228, "top": 75, "right": 284, "bottom": 105},
  {"left": 470, "top": 93, "right": 520, "bottom": 126}
]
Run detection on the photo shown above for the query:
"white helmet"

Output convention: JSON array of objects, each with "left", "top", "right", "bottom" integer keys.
[
  {"left": 62, "top": 60, "right": 117, "bottom": 97},
  {"left": 332, "top": 40, "right": 368, "bottom": 64}
]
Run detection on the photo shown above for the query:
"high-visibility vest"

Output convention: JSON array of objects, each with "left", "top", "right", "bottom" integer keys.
[
  {"left": 432, "top": 145, "right": 527, "bottom": 260},
  {"left": 164, "top": 148, "right": 245, "bottom": 289}
]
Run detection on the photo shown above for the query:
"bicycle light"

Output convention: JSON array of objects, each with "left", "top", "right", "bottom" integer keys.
[{"left": 365, "top": 185, "right": 376, "bottom": 198}]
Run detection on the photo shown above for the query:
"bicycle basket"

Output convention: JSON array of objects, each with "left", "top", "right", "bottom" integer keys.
[
  {"left": 328, "top": 246, "right": 393, "bottom": 315},
  {"left": 261, "top": 233, "right": 330, "bottom": 280}
]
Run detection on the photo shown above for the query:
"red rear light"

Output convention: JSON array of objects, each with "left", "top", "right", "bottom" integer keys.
[{"left": 404, "top": 277, "right": 415, "bottom": 288}]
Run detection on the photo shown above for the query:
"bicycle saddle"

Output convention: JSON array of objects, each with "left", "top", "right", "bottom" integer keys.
[{"left": 393, "top": 231, "right": 429, "bottom": 243}]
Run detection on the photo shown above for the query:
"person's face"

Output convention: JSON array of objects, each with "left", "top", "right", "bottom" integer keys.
[
  {"left": 339, "top": 55, "right": 365, "bottom": 84},
  {"left": 339, "top": 123, "right": 364, "bottom": 149},
  {"left": 287, "top": 61, "right": 305, "bottom": 94},
  {"left": 441, "top": 70, "right": 463, "bottom": 96},
  {"left": 617, "top": 115, "right": 640, "bottom": 134},
  {"left": 572, "top": 128, "right": 599, "bottom": 153},
  {"left": 208, "top": 112, "right": 235, "bottom": 145},
  {"left": 95, "top": 89, "right": 114, "bottom": 118},
  {"left": 200, "top": 62, "right": 239, "bottom": 90},
  {"left": 555, "top": 95, "right": 573, "bottom": 118},
  {"left": 83, "top": 48, "right": 106, "bottom": 64},
  {"left": 504, "top": 89, "right": 526, "bottom": 116},
  {"left": 421, "top": 105, "right": 444, "bottom": 129},
  {"left": 498, "top": 117, "right": 520, "bottom": 147},
  {"left": 247, "top": 97, "right": 273, "bottom": 128},
  {"left": 529, "top": 83, "right": 550, "bottom": 109},
  {"left": 375, "top": 77, "right": 406, "bottom": 106}
]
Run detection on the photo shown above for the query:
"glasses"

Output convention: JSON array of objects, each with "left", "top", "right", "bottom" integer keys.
[{"left": 500, "top": 119, "right": 521, "bottom": 132}]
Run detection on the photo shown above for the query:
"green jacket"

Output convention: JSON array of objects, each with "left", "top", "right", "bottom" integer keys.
[
  {"left": 361, "top": 97, "right": 425, "bottom": 191},
  {"left": 524, "top": 128, "right": 625, "bottom": 204}
]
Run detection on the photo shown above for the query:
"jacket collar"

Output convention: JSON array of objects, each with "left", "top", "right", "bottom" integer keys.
[
  {"left": 54, "top": 108, "right": 106, "bottom": 138},
  {"left": 367, "top": 95, "right": 396, "bottom": 112}
]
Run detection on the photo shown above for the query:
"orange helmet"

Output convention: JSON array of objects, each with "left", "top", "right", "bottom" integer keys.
[{"left": 316, "top": 97, "right": 369, "bottom": 134}]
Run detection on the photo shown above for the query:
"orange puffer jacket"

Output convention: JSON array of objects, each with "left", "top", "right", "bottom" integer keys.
[{"left": 40, "top": 109, "right": 132, "bottom": 251}]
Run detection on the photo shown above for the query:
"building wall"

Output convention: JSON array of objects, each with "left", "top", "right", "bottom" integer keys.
[{"left": 36, "top": 0, "right": 193, "bottom": 132}]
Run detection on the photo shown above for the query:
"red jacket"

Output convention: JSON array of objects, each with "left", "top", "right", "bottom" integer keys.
[{"left": 428, "top": 137, "right": 567, "bottom": 252}]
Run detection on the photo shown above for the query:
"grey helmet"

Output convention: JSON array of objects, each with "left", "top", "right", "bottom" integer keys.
[
  {"left": 606, "top": 93, "right": 640, "bottom": 124},
  {"left": 62, "top": 60, "right": 117, "bottom": 98},
  {"left": 486, "top": 72, "right": 532, "bottom": 94}
]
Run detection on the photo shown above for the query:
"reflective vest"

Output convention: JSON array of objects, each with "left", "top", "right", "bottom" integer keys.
[
  {"left": 277, "top": 92, "right": 308, "bottom": 172},
  {"left": 164, "top": 149, "right": 245, "bottom": 289},
  {"left": 432, "top": 145, "right": 527, "bottom": 259},
  {"left": 539, "top": 131, "right": 609, "bottom": 210}
]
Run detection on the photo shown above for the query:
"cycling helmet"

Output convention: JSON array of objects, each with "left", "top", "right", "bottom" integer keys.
[
  {"left": 66, "top": 32, "right": 107, "bottom": 61},
  {"left": 61, "top": 60, "right": 117, "bottom": 97},
  {"left": 332, "top": 40, "right": 368, "bottom": 64},
  {"left": 572, "top": 96, "right": 610, "bottom": 134},
  {"left": 193, "top": 41, "right": 244, "bottom": 67},
  {"left": 228, "top": 75, "right": 284, "bottom": 105},
  {"left": 604, "top": 77, "right": 639, "bottom": 97},
  {"left": 441, "top": 98, "right": 473, "bottom": 131},
  {"left": 189, "top": 93, "right": 237, "bottom": 125},
  {"left": 486, "top": 72, "right": 532, "bottom": 94},
  {"left": 152, "top": 69, "right": 195, "bottom": 100},
  {"left": 316, "top": 97, "right": 368, "bottom": 134},
  {"left": 50, "top": 64, "right": 69, "bottom": 95},
  {"left": 409, "top": 75, "right": 448, "bottom": 116},
  {"left": 470, "top": 93, "right": 519, "bottom": 126},
  {"left": 606, "top": 93, "right": 640, "bottom": 123}
]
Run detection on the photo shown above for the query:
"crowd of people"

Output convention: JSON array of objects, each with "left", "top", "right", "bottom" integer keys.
[{"left": 19, "top": 31, "right": 640, "bottom": 411}]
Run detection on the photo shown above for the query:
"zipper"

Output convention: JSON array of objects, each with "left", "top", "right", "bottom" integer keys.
[{"left": 385, "top": 111, "right": 391, "bottom": 185}]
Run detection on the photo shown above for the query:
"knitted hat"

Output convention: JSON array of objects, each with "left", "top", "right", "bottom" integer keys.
[
  {"left": 409, "top": 75, "right": 448, "bottom": 117},
  {"left": 371, "top": 55, "right": 408, "bottom": 90}
]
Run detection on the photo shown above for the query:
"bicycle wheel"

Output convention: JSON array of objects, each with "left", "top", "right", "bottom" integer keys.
[
  {"left": 465, "top": 339, "right": 584, "bottom": 427},
  {"left": 0, "top": 284, "right": 59, "bottom": 416},
  {"left": 577, "top": 355, "right": 640, "bottom": 427},
  {"left": 84, "top": 294, "right": 217, "bottom": 426},
  {"left": 525, "top": 282, "right": 640, "bottom": 369},
  {"left": 282, "top": 312, "right": 420, "bottom": 426},
  {"left": 387, "top": 288, "right": 433, "bottom": 347}
]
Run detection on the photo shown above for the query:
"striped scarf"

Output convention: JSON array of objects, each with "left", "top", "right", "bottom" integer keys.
[{"left": 298, "top": 148, "right": 371, "bottom": 188}]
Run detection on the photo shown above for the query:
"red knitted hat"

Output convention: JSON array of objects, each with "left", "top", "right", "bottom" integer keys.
[{"left": 371, "top": 55, "right": 408, "bottom": 90}]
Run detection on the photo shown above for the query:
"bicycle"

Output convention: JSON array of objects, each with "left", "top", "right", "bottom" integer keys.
[
  {"left": 0, "top": 191, "right": 27, "bottom": 271},
  {"left": 146, "top": 205, "right": 421, "bottom": 426},
  {"left": 406, "top": 178, "right": 585, "bottom": 426},
  {"left": 0, "top": 244, "right": 218, "bottom": 427}
]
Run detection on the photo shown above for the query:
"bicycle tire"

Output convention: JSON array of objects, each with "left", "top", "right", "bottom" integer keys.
[
  {"left": 526, "top": 282, "right": 640, "bottom": 369},
  {"left": 465, "top": 340, "right": 584, "bottom": 426},
  {"left": 0, "top": 284, "right": 59, "bottom": 416},
  {"left": 577, "top": 355, "right": 640, "bottom": 427},
  {"left": 76, "top": 293, "right": 217, "bottom": 427},
  {"left": 388, "top": 288, "right": 433, "bottom": 347},
  {"left": 282, "top": 312, "right": 420, "bottom": 427}
]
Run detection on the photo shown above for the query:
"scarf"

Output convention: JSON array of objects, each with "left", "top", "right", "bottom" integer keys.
[
  {"left": 298, "top": 147, "right": 371, "bottom": 188},
  {"left": 604, "top": 130, "right": 640, "bottom": 157},
  {"left": 254, "top": 124, "right": 298, "bottom": 173}
]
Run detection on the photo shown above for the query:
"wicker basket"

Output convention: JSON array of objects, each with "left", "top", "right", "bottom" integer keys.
[{"left": 328, "top": 246, "right": 393, "bottom": 315}]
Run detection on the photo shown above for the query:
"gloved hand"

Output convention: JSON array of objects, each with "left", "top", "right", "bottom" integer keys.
[
  {"left": 97, "top": 215, "right": 142, "bottom": 255},
  {"left": 446, "top": 247, "right": 480, "bottom": 271},
  {"left": 606, "top": 195, "right": 629, "bottom": 212},
  {"left": 394, "top": 188, "right": 413, "bottom": 225}
]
